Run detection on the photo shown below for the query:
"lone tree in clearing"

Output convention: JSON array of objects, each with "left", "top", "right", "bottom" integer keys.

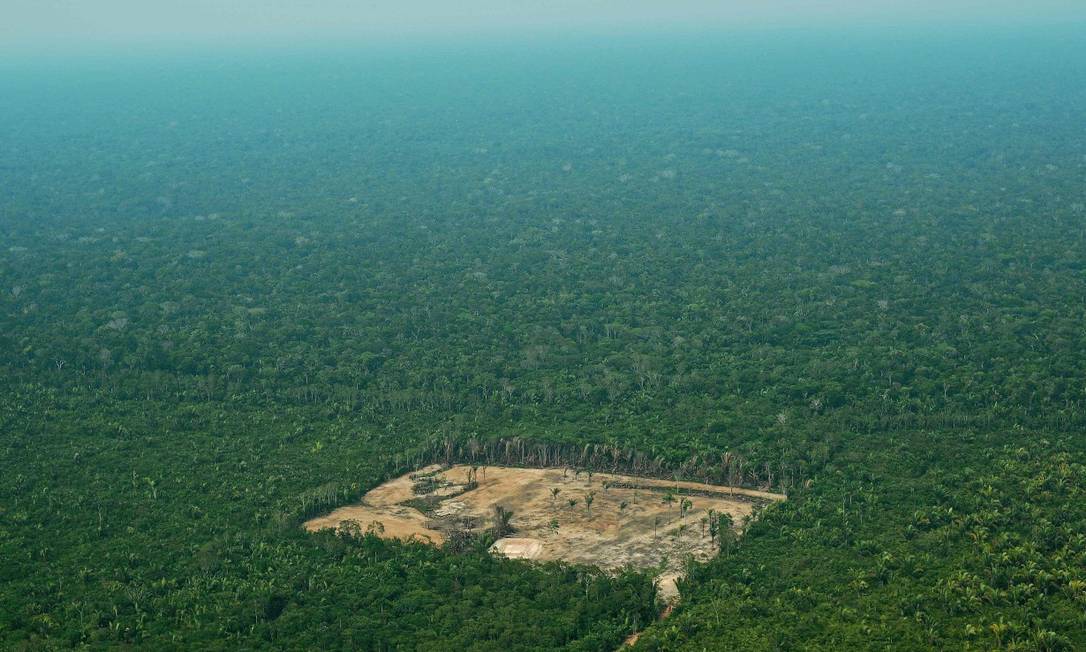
[
  {"left": 567, "top": 498, "right": 579, "bottom": 513},
  {"left": 492, "top": 505, "right": 514, "bottom": 537},
  {"left": 550, "top": 487, "right": 561, "bottom": 506},
  {"left": 663, "top": 491, "right": 676, "bottom": 519},
  {"left": 584, "top": 491, "right": 596, "bottom": 517},
  {"left": 680, "top": 498, "right": 693, "bottom": 522},
  {"left": 619, "top": 500, "right": 629, "bottom": 517}
]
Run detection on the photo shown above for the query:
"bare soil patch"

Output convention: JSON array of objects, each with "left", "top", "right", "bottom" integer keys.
[{"left": 305, "top": 465, "right": 785, "bottom": 602}]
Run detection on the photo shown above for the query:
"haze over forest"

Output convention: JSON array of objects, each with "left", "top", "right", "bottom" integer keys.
[{"left": 4, "top": 0, "right": 1085, "bottom": 53}]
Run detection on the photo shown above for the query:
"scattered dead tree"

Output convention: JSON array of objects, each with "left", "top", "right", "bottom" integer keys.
[{"left": 421, "top": 435, "right": 801, "bottom": 495}]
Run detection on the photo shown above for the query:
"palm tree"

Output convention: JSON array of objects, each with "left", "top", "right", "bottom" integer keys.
[
  {"left": 663, "top": 491, "right": 676, "bottom": 519},
  {"left": 717, "top": 513, "right": 735, "bottom": 554},
  {"left": 584, "top": 491, "right": 596, "bottom": 518},
  {"left": 679, "top": 498, "right": 693, "bottom": 521},
  {"left": 550, "top": 487, "right": 561, "bottom": 506}
]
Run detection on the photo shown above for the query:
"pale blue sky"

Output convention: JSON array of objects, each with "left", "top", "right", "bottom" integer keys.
[{"left": 3, "top": 1, "right": 1085, "bottom": 53}]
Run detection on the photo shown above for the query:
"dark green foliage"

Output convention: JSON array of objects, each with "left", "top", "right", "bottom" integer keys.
[
  {"left": 0, "top": 394, "right": 657, "bottom": 649},
  {"left": 636, "top": 436, "right": 1086, "bottom": 650}
]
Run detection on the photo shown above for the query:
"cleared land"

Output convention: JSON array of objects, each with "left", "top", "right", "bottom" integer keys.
[{"left": 305, "top": 464, "right": 785, "bottom": 601}]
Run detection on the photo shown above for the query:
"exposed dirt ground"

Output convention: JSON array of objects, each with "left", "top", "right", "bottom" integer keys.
[{"left": 305, "top": 465, "right": 785, "bottom": 602}]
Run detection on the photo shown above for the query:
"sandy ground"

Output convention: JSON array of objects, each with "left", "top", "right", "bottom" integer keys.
[
  {"left": 305, "top": 464, "right": 785, "bottom": 602},
  {"left": 302, "top": 464, "right": 447, "bottom": 543},
  {"left": 491, "top": 538, "right": 544, "bottom": 559}
]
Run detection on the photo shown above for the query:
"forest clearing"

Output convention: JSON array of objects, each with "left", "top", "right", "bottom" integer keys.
[{"left": 305, "top": 464, "right": 785, "bottom": 600}]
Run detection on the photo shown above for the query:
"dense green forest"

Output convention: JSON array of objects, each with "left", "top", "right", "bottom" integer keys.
[{"left": 2, "top": 30, "right": 1086, "bottom": 649}]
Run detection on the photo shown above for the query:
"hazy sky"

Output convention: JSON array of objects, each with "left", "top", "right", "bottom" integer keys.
[{"left": 4, "top": 1, "right": 1085, "bottom": 53}]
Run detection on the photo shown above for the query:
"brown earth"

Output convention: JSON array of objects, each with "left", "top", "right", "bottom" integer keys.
[{"left": 305, "top": 464, "right": 785, "bottom": 603}]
